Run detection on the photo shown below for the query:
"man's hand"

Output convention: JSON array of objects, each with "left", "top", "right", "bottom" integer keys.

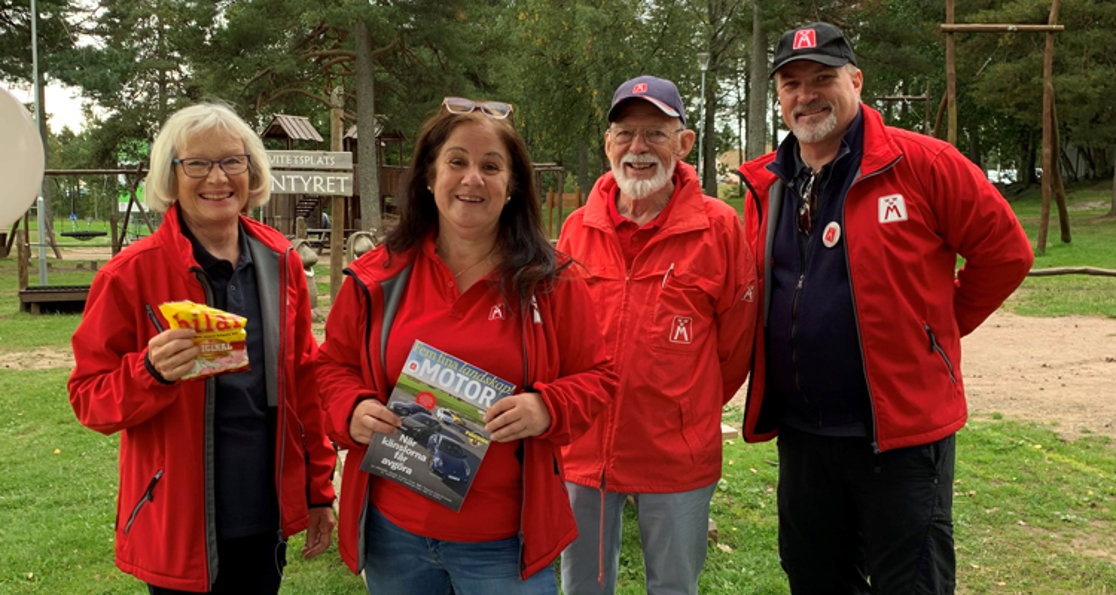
[
  {"left": 349, "top": 399, "right": 401, "bottom": 445},
  {"left": 484, "top": 392, "right": 551, "bottom": 442},
  {"left": 146, "top": 328, "right": 200, "bottom": 382},
  {"left": 301, "top": 507, "right": 336, "bottom": 559}
]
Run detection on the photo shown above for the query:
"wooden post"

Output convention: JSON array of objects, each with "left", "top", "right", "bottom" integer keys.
[
  {"left": 16, "top": 228, "right": 29, "bottom": 291},
  {"left": 546, "top": 187, "right": 554, "bottom": 239},
  {"left": 939, "top": 7, "right": 1065, "bottom": 252},
  {"left": 1037, "top": 0, "right": 1062, "bottom": 254},
  {"left": 556, "top": 171, "right": 566, "bottom": 236},
  {"left": 1049, "top": 94, "right": 1071, "bottom": 244},
  {"left": 924, "top": 81, "right": 932, "bottom": 135}
]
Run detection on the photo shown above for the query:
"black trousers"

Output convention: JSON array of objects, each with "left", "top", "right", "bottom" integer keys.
[
  {"left": 777, "top": 426, "right": 956, "bottom": 595},
  {"left": 147, "top": 532, "right": 287, "bottom": 595}
]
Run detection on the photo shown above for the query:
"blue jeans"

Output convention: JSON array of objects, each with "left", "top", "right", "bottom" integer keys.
[
  {"left": 363, "top": 506, "right": 557, "bottom": 595},
  {"left": 560, "top": 481, "right": 717, "bottom": 595}
]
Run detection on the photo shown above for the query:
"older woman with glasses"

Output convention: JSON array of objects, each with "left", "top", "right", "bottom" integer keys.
[
  {"left": 69, "top": 102, "right": 336, "bottom": 594},
  {"left": 318, "top": 97, "right": 615, "bottom": 594}
]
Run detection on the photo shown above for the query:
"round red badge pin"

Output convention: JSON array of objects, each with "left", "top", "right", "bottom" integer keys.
[{"left": 822, "top": 221, "right": 841, "bottom": 248}]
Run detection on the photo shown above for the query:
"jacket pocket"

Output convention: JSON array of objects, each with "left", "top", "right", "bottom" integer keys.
[
  {"left": 923, "top": 322, "right": 957, "bottom": 384},
  {"left": 650, "top": 268, "right": 714, "bottom": 355},
  {"left": 124, "top": 469, "right": 163, "bottom": 535}
]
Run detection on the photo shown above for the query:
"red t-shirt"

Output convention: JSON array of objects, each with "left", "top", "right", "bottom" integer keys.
[
  {"left": 606, "top": 185, "right": 676, "bottom": 267},
  {"left": 372, "top": 236, "right": 525, "bottom": 542}
]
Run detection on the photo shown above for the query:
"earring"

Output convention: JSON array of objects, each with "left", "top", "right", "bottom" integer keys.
[
  {"left": 427, "top": 185, "right": 433, "bottom": 193},
  {"left": 506, "top": 196, "right": 512, "bottom": 203}
]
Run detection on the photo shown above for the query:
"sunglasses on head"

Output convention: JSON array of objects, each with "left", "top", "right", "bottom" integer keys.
[{"left": 442, "top": 96, "right": 514, "bottom": 119}]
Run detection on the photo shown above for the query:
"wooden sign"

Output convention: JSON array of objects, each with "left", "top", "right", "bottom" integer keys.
[
  {"left": 266, "top": 150, "right": 354, "bottom": 196},
  {"left": 266, "top": 150, "right": 352, "bottom": 170}
]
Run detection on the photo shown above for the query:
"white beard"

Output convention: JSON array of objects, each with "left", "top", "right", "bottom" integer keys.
[
  {"left": 612, "top": 152, "right": 674, "bottom": 200},
  {"left": 791, "top": 100, "right": 838, "bottom": 144}
]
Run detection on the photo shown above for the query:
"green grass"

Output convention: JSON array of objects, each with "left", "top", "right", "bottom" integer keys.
[
  {"left": 605, "top": 408, "right": 1116, "bottom": 594},
  {"left": 0, "top": 368, "right": 364, "bottom": 594},
  {"left": 1005, "top": 181, "right": 1116, "bottom": 318},
  {"left": 8, "top": 371, "right": 1111, "bottom": 593}
]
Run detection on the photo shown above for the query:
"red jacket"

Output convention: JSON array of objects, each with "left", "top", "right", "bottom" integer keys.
[
  {"left": 317, "top": 243, "right": 615, "bottom": 579},
  {"left": 736, "top": 105, "right": 1034, "bottom": 452},
  {"left": 557, "top": 161, "right": 758, "bottom": 493},
  {"left": 68, "top": 205, "right": 336, "bottom": 592}
]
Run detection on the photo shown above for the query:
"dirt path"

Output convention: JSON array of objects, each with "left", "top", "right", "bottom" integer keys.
[
  {"left": 722, "top": 310, "right": 1116, "bottom": 441},
  {"left": 960, "top": 310, "right": 1116, "bottom": 440}
]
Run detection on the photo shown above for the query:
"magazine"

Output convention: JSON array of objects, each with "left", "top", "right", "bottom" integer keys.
[{"left": 359, "top": 340, "right": 515, "bottom": 511}]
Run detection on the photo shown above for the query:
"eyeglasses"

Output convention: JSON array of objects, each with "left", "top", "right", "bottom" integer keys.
[
  {"left": 173, "top": 154, "right": 251, "bottom": 179},
  {"left": 442, "top": 96, "right": 514, "bottom": 119},
  {"left": 609, "top": 126, "right": 684, "bottom": 147},
  {"left": 797, "top": 172, "right": 818, "bottom": 235}
]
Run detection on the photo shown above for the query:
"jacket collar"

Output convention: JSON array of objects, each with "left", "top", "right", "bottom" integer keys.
[
  {"left": 158, "top": 202, "right": 289, "bottom": 264},
  {"left": 583, "top": 160, "right": 709, "bottom": 236},
  {"left": 739, "top": 104, "right": 902, "bottom": 192}
]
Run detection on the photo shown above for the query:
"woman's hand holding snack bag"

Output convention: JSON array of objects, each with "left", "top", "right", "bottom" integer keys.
[
  {"left": 148, "top": 328, "right": 201, "bottom": 382},
  {"left": 154, "top": 301, "right": 250, "bottom": 381}
]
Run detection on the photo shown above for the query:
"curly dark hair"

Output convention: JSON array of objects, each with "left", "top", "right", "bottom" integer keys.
[{"left": 384, "top": 107, "right": 565, "bottom": 301}]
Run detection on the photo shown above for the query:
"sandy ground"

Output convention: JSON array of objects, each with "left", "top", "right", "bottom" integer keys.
[
  {"left": 959, "top": 310, "right": 1116, "bottom": 440},
  {"left": 721, "top": 310, "right": 1116, "bottom": 441},
  {"left": 9, "top": 245, "right": 1116, "bottom": 441}
]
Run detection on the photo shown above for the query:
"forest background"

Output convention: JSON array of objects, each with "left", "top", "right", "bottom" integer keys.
[{"left": 4, "top": 0, "right": 1116, "bottom": 232}]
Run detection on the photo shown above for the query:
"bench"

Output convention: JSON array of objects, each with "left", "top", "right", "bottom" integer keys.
[{"left": 18, "top": 284, "right": 91, "bottom": 314}]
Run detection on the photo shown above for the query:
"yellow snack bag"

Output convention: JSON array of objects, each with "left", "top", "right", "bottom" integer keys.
[{"left": 157, "top": 300, "right": 250, "bottom": 380}]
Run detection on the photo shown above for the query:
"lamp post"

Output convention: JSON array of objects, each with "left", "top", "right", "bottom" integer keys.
[
  {"left": 697, "top": 51, "right": 710, "bottom": 187},
  {"left": 31, "top": 0, "right": 48, "bottom": 284}
]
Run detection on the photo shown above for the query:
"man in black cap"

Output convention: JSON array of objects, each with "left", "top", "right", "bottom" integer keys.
[
  {"left": 736, "top": 22, "right": 1034, "bottom": 593},
  {"left": 558, "top": 75, "right": 758, "bottom": 594}
]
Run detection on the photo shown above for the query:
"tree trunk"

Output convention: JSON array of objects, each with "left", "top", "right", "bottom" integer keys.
[
  {"left": 1049, "top": 98, "right": 1071, "bottom": 243},
  {"left": 746, "top": 3, "right": 767, "bottom": 160},
  {"left": 577, "top": 139, "right": 589, "bottom": 195},
  {"left": 1110, "top": 162, "right": 1116, "bottom": 216},
  {"left": 354, "top": 21, "right": 381, "bottom": 234},
  {"left": 703, "top": 77, "right": 717, "bottom": 196},
  {"left": 968, "top": 129, "right": 982, "bottom": 170},
  {"left": 1023, "top": 131, "right": 1039, "bottom": 185}
]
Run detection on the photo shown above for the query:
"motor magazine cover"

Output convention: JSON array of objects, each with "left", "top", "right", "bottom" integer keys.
[{"left": 359, "top": 340, "right": 514, "bottom": 511}]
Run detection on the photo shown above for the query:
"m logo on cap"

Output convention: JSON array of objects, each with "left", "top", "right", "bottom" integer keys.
[
  {"left": 633, "top": 82, "right": 647, "bottom": 94},
  {"left": 793, "top": 29, "right": 817, "bottom": 50}
]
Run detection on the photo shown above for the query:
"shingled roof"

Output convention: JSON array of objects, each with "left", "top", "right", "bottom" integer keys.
[{"left": 260, "top": 114, "right": 323, "bottom": 142}]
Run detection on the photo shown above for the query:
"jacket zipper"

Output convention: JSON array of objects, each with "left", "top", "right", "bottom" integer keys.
[
  {"left": 275, "top": 248, "right": 291, "bottom": 554},
  {"left": 190, "top": 266, "right": 220, "bottom": 587},
  {"left": 923, "top": 322, "right": 957, "bottom": 383},
  {"left": 841, "top": 157, "right": 902, "bottom": 453},
  {"left": 789, "top": 274, "right": 806, "bottom": 396},
  {"left": 790, "top": 184, "right": 814, "bottom": 404},
  {"left": 124, "top": 469, "right": 163, "bottom": 534}
]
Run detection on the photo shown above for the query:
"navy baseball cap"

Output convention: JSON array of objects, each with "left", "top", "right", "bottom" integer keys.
[
  {"left": 607, "top": 75, "right": 686, "bottom": 126},
  {"left": 771, "top": 22, "right": 856, "bottom": 77}
]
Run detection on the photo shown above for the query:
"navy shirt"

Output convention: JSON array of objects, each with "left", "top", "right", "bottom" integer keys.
[
  {"left": 182, "top": 222, "right": 278, "bottom": 539},
  {"left": 765, "top": 109, "right": 872, "bottom": 437}
]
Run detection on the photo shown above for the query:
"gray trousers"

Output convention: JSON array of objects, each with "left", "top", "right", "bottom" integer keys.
[{"left": 560, "top": 481, "right": 717, "bottom": 595}]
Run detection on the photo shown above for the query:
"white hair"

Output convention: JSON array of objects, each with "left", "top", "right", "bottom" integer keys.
[{"left": 145, "top": 102, "right": 271, "bottom": 213}]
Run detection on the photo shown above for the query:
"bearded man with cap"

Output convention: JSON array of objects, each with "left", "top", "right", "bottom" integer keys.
[
  {"left": 557, "top": 75, "right": 757, "bottom": 595},
  {"left": 736, "top": 22, "right": 1033, "bottom": 593}
]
